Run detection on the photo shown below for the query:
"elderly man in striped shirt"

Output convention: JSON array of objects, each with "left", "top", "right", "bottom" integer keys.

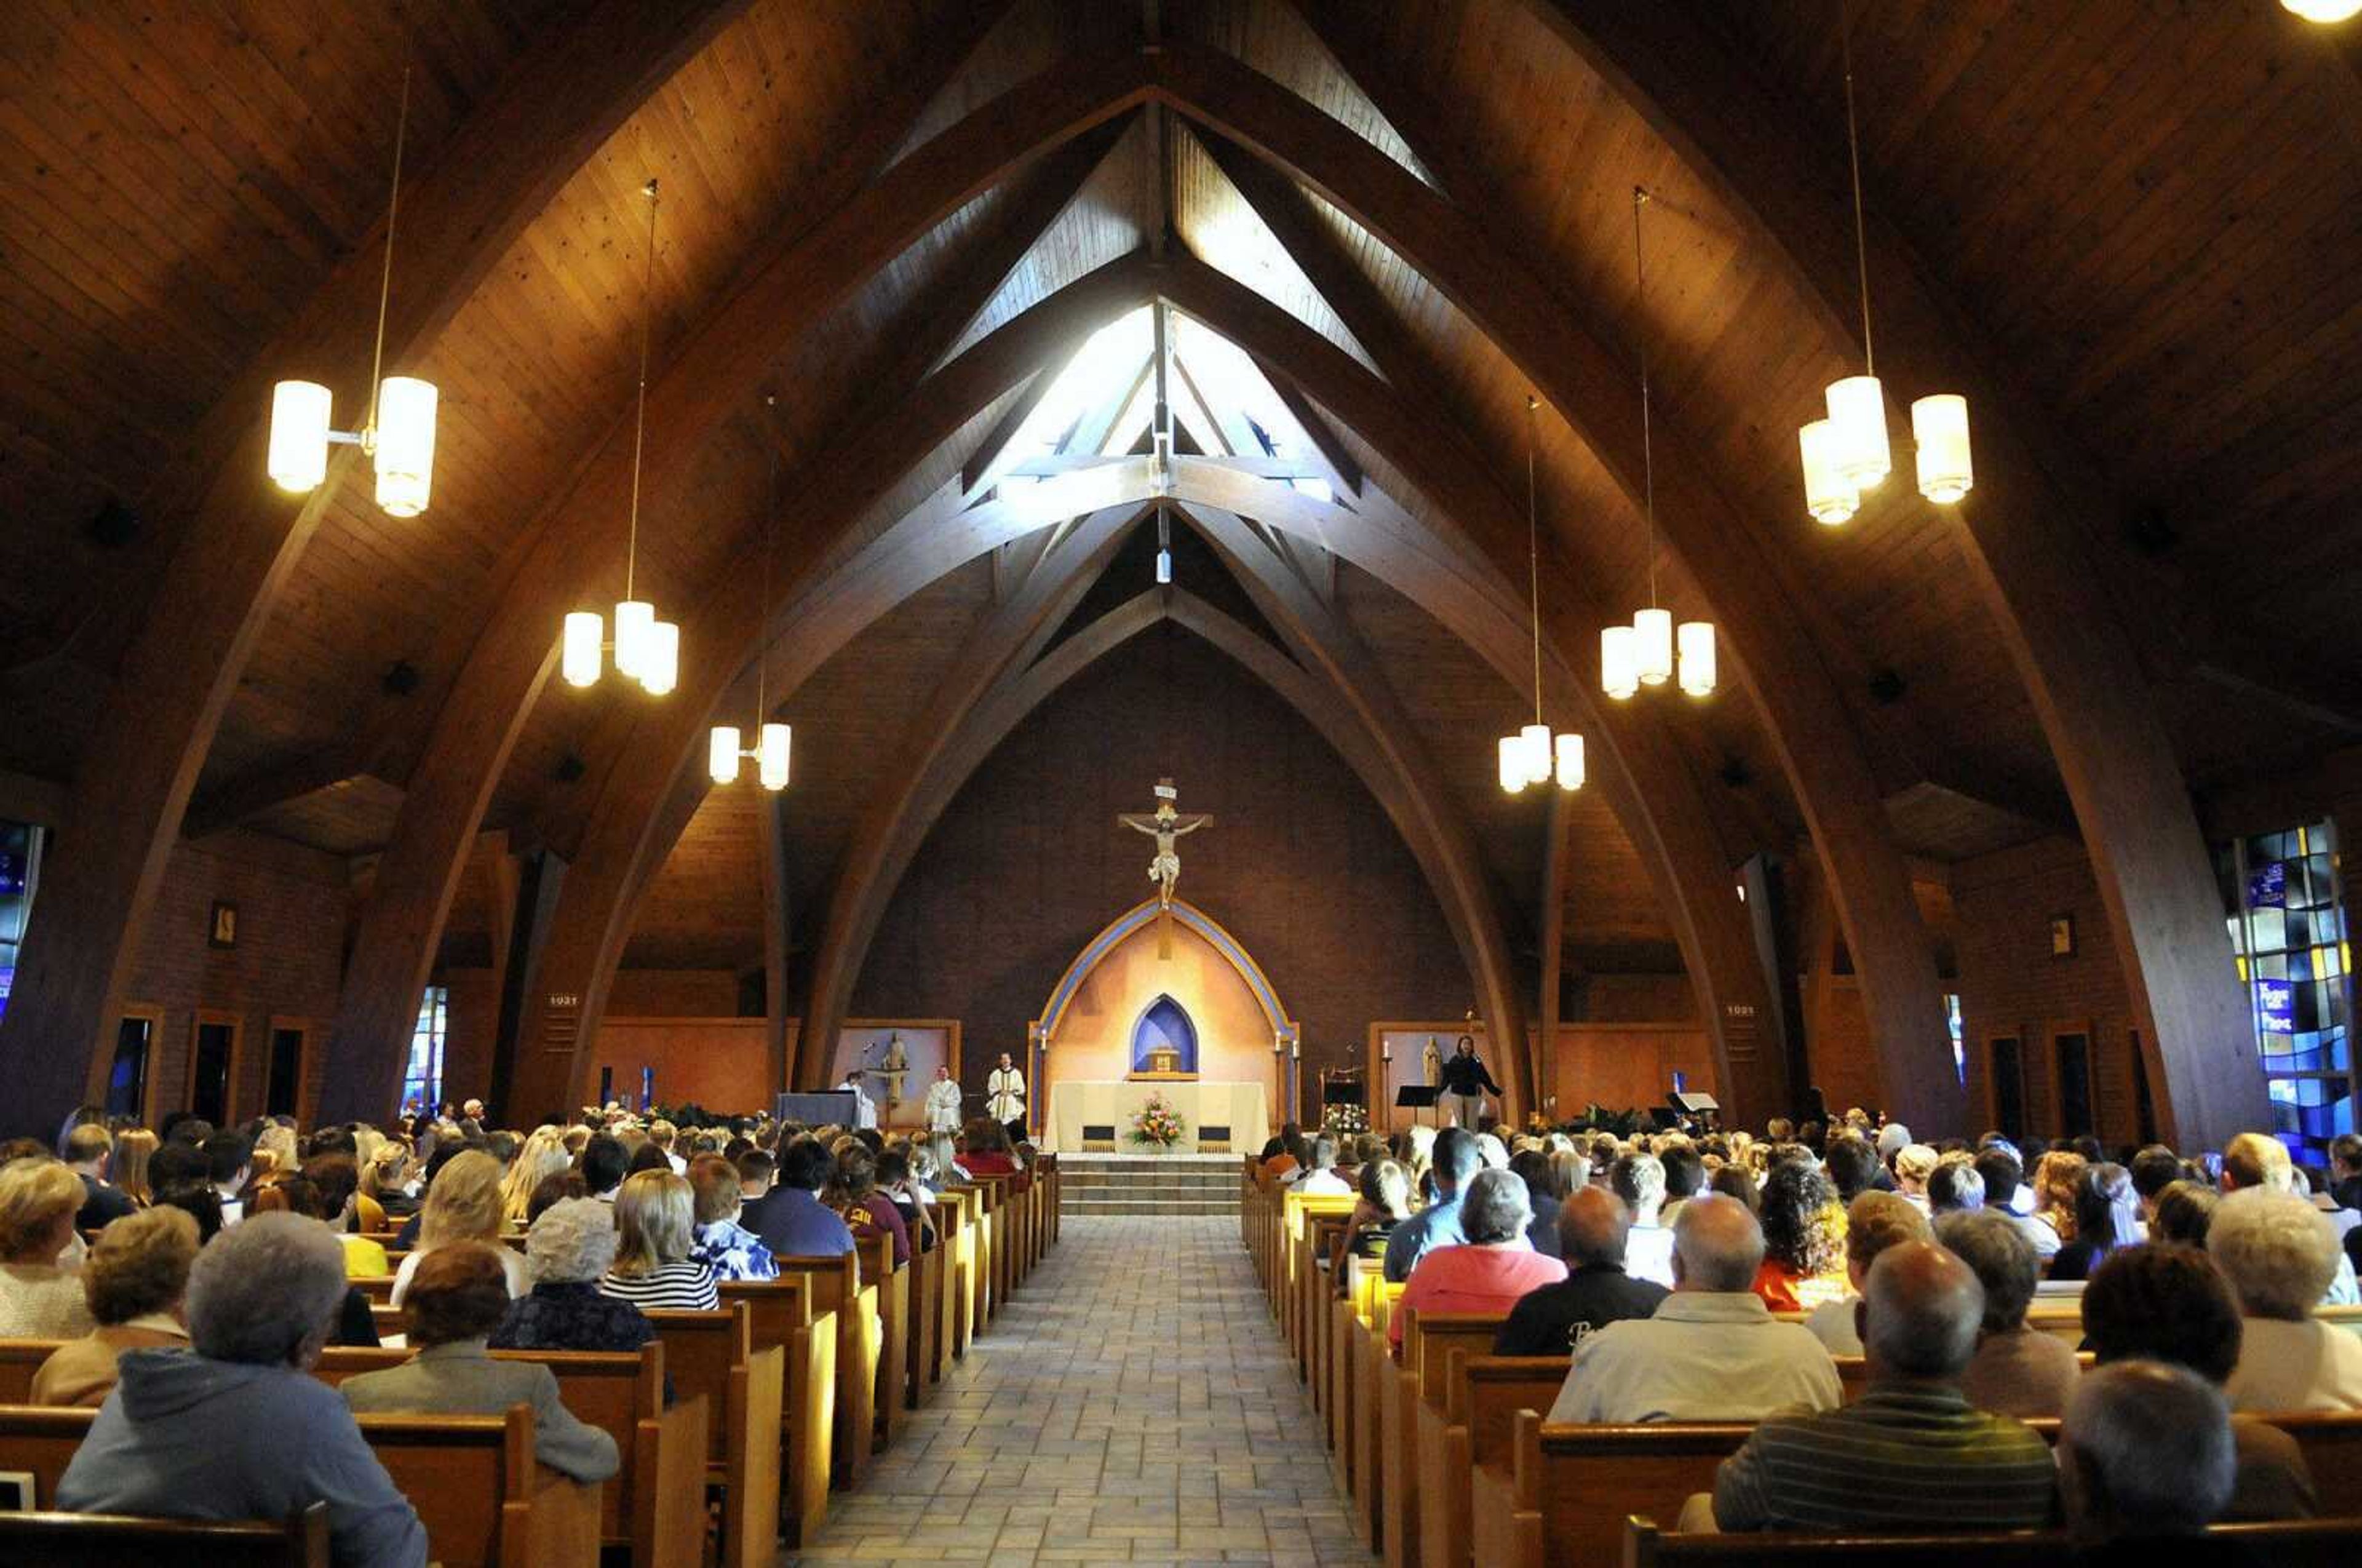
[{"left": 1704, "top": 1241, "right": 2058, "bottom": 1534}]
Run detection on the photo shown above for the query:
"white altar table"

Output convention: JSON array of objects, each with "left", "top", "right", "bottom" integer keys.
[{"left": 1046, "top": 1080, "right": 1269, "bottom": 1154}]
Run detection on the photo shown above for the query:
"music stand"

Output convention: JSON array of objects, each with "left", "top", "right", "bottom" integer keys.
[{"left": 1396, "top": 1084, "right": 1441, "bottom": 1130}]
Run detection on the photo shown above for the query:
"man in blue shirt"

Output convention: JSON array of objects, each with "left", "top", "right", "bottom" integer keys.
[
  {"left": 744, "top": 1137, "right": 855, "bottom": 1259},
  {"left": 1383, "top": 1127, "right": 1481, "bottom": 1283}
]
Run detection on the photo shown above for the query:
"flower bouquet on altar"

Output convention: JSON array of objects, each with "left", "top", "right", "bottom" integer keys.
[{"left": 1127, "top": 1091, "right": 1187, "bottom": 1151}]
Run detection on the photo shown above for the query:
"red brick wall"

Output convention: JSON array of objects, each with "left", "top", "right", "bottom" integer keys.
[
  {"left": 852, "top": 632, "right": 1477, "bottom": 1094},
  {"left": 1952, "top": 837, "right": 2140, "bottom": 1145},
  {"left": 123, "top": 830, "right": 350, "bottom": 1126}
]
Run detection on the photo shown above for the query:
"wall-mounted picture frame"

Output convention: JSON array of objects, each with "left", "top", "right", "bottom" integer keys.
[
  {"left": 2048, "top": 913, "right": 2076, "bottom": 959},
  {"left": 208, "top": 900, "right": 239, "bottom": 949}
]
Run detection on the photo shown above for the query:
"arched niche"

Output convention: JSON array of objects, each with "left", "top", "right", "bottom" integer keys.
[
  {"left": 1130, "top": 995, "right": 1199, "bottom": 1078},
  {"left": 1028, "top": 897, "right": 1300, "bottom": 1138}
]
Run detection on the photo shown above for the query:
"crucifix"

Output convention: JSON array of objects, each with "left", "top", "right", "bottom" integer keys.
[{"left": 1118, "top": 778, "right": 1213, "bottom": 957}]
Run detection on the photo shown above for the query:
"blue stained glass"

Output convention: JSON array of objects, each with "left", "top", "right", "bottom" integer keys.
[
  {"left": 2250, "top": 860, "right": 2288, "bottom": 909},
  {"left": 2259, "top": 979, "right": 2295, "bottom": 1033}
]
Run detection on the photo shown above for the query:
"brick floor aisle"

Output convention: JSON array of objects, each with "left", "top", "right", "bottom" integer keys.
[{"left": 781, "top": 1213, "right": 1378, "bottom": 1566}]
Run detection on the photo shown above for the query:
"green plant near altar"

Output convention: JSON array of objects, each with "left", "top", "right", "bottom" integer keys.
[{"left": 1128, "top": 1091, "right": 1187, "bottom": 1149}]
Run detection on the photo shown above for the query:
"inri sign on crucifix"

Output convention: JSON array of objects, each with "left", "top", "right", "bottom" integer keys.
[{"left": 1118, "top": 779, "right": 1212, "bottom": 956}]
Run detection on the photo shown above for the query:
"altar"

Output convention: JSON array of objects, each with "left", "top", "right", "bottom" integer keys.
[{"left": 1046, "top": 1080, "right": 1268, "bottom": 1155}]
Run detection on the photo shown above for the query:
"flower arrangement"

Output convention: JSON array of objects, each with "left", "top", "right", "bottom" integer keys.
[
  {"left": 1322, "top": 1102, "right": 1368, "bottom": 1139},
  {"left": 1128, "top": 1092, "right": 1187, "bottom": 1150}
]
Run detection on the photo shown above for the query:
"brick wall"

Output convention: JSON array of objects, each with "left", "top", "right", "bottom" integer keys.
[
  {"left": 123, "top": 829, "right": 350, "bottom": 1126},
  {"left": 851, "top": 632, "right": 1476, "bottom": 1094},
  {"left": 1952, "top": 837, "right": 2141, "bottom": 1145}
]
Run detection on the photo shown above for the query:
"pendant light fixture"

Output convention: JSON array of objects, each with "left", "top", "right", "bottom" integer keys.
[
  {"left": 709, "top": 399, "right": 790, "bottom": 790},
  {"left": 1799, "top": 9, "right": 1972, "bottom": 522},
  {"left": 562, "top": 178, "right": 680, "bottom": 696},
  {"left": 1498, "top": 397, "right": 1585, "bottom": 795},
  {"left": 1604, "top": 189, "right": 1715, "bottom": 703},
  {"left": 268, "top": 68, "right": 439, "bottom": 517}
]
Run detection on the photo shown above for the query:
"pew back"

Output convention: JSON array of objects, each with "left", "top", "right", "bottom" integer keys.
[{"left": 0, "top": 1503, "right": 329, "bottom": 1566}]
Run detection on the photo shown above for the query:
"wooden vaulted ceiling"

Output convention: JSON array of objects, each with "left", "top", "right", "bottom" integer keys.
[{"left": 3, "top": 0, "right": 2360, "bottom": 1125}]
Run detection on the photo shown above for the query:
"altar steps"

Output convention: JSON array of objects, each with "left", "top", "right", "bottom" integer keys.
[{"left": 1056, "top": 1153, "right": 1241, "bottom": 1216}]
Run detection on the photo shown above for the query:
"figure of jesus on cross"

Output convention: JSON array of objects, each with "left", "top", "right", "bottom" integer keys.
[{"left": 1118, "top": 779, "right": 1212, "bottom": 958}]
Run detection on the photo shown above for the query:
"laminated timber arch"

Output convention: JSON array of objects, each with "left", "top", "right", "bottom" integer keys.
[
  {"left": 1494, "top": 0, "right": 2267, "bottom": 1146},
  {"left": 322, "top": 39, "right": 1919, "bottom": 1125},
  {"left": 506, "top": 263, "right": 1784, "bottom": 1128},
  {"left": 0, "top": 0, "right": 765, "bottom": 1138}
]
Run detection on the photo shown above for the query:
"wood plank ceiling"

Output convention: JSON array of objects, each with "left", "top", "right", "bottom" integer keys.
[{"left": 4, "top": 0, "right": 2358, "bottom": 1005}]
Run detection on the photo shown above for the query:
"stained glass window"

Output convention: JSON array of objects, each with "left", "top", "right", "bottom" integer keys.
[
  {"left": 0, "top": 819, "right": 39, "bottom": 1025},
  {"left": 404, "top": 985, "right": 448, "bottom": 1116},
  {"left": 2219, "top": 821, "right": 2352, "bottom": 1165}
]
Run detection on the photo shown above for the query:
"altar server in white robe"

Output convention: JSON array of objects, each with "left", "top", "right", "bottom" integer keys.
[
  {"left": 987, "top": 1053, "right": 1027, "bottom": 1144},
  {"left": 924, "top": 1064, "right": 964, "bottom": 1171},
  {"left": 840, "top": 1069, "right": 879, "bottom": 1130}
]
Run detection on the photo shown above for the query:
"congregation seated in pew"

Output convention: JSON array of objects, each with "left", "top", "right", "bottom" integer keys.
[
  {"left": 1802, "top": 1190, "right": 1927, "bottom": 1356},
  {"left": 1492, "top": 1187, "right": 1666, "bottom": 1356},
  {"left": 340, "top": 1243, "right": 619, "bottom": 1484},
  {"left": 492, "top": 1196, "right": 659, "bottom": 1357},
  {"left": 599, "top": 1170, "right": 720, "bottom": 1311},
  {"left": 0, "top": 1159, "right": 97, "bottom": 1339},
  {"left": 1935, "top": 1208, "right": 2084, "bottom": 1417},
  {"left": 1389, "top": 1169, "right": 1564, "bottom": 1353},
  {"left": 30, "top": 1205, "right": 198, "bottom": 1407},
  {"left": 54, "top": 1212, "right": 429, "bottom": 1568}
]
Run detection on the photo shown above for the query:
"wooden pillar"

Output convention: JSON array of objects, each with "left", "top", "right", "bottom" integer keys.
[{"left": 488, "top": 850, "right": 567, "bottom": 1126}]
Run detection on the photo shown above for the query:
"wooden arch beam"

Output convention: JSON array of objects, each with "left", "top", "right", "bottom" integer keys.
[
  {"left": 790, "top": 503, "right": 1153, "bottom": 1092},
  {"left": 0, "top": 0, "right": 761, "bottom": 1138},
  {"left": 509, "top": 252, "right": 1789, "bottom": 1126},
  {"left": 1176, "top": 504, "right": 1535, "bottom": 1121},
  {"left": 1161, "top": 32, "right": 1949, "bottom": 1129},
  {"left": 490, "top": 257, "right": 1162, "bottom": 1120},
  {"left": 312, "top": 41, "right": 1155, "bottom": 1119},
  {"left": 1508, "top": 0, "right": 2265, "bottom": 1144}
]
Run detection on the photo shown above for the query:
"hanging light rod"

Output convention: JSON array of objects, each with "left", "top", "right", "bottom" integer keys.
[
  {"left": 268, "top": 67, "right": 439, "bottom": 517},
  {"left": 1601, "top": 189, "right": 1715, "bottom": 705},
  {"left": 563, "top": 178, "right": 679, "bottom": 697},
  {"left": 1498, "top": 396, "right": 1585, "bottom": 795},
  {"left": 711, "top": 397, "right": 790, "bottom": 789},
  {"left": 1796, "top": 10, "right": 1971, "bottom": 524}
]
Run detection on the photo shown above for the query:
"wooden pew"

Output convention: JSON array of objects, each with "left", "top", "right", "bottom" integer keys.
[
  {"left": 768, "top": 1251, "right": 878, "bottom": 1486},
  {"left": 1405, "top": 1313, "right": 1511, "bottom": 1568},
  {"left": 1282, "top": 1192, "right": 1359, "bottom": 1364},
  {"left": 717, "top": 1277, "right": 837, "bottom": 1546},
  {"left": 1424, "top": 1352, "right": 1571, "bottom": 1568},
  {"left": 0, "top": 1338, "right": 50, "bottom": 1403},
  {"left": 0, "top": 1503, "right": 329, "bottom": 1567},
  {"left": 938, "top": 1187, "right": 981, "bottom": 1358},
  {"left": 0, "top": 1402, "right": 597, "bottom": 1568},
  {"left": 1305, "top": 1211, "right": 1357, "bottom": 1406},
  {"left": 904, "top": 1210, "right": 941, "bottom": 1409},
  {"left": 853, "top": 1229, "right": 909, "bottom": 1450},
  {"left": 644, "top": 1305, "right": 783, "bottom": 1568},
  {"left": 1622, "top": 1513, "right": 2362, "bottom": 1567},
  {"left": 359, "top": 1406, "right": 601, "bottom": 1567},
  {"left": 1352, "top": 1279, "right": 1406, "bottom": 1550},
  {"left": 313, "top": 1344, "right": 703, "bottom": 1568}
]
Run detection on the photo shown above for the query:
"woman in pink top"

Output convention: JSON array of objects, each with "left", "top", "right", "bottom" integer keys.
[{"left": 1391, "top": 1168, "right": 1567, "bottom": 1353}]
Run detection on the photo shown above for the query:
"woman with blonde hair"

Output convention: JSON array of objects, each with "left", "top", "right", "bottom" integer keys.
[
  {"left": 111, "top": 1128, "right": 159, "bottom": 1206},
  {"left": 2031, "top": 1150, "right": 2088, "bottom": 1248},
  {"left": 0, "top": 1160, "right": 97, "bottom": 1337},
  {"left": 598, "top": 1170, "right": 717, "bottom": 1310},
  {"left": 390, "top": 1150, "right": 526, "bottom": 1306},
  {"left": 500, "top": 1127, "right": 571, "bottom": 1227},
  {"left": 251, "top": 1123, "right": 300, "bottom": 1184},
  {"left": 361, "top": 1140, "right": 418, "bottom": 1223}
]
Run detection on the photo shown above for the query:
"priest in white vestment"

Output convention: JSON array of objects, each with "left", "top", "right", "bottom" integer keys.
[
  {"left": 924, "top": 1064, "right": 964, "bottom": 1169},
  {"left": 840, "top": 1069, "right": 878, "bottom": 1130},
  {"left": 987, "top": 1053, "right": 1027, "bottom": 1142}
]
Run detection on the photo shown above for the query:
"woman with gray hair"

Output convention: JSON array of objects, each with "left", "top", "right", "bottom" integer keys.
[
  {"left": 1936, "top": 1208, "right": 2083, "bottom": 1416},
  {"left": 2209, "top": 1186, "right": 2362, "bottom": 1409},
  {"left": 490, "top": 1195, "right": 657, "bottom": 1356},
  {"left": 53, "top": 1212, "right": 427, "bottom": 1568},
  {"left": 32, "top": 1206, "right": 199, "bottom": 1406},
  {"left": 1388, "top": 1168, "right": 1566, "bottom": 1354}
]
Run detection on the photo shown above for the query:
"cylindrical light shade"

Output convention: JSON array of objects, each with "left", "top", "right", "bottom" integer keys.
[
  {"left": 1824, "top": 375, "right": 1891, "bottom": 490},
  {"left": 1498, "top": 736, "right": 1527, "bottom": 794},
  {"left": 1633, "top": 607, "right": 1674, "bottom": 686},
  {"left": 1554, "top": 731, "right": 1585, "bottom": 791},
  {"left": 758, "top": 722, "right": 791, "bottom": 790},
  {"left": 561, "top": 611, "right": 603, "bottom": 688},
  {"left": 708, "top": 726, "right": 741, "bottom": 785},
  {"left": 1520, "top": 723, "right": 1553, "bottom": 787},
  {"left": 1601, "top": 624, "right": 1639, "bottom": 700},
  {"left": 2284, "top": 0, "right": 2362, "bottom": 20},
  {"left": 268, "top": 380, "right": 332, "bottom": 493},
  {"left": 1799, "top": 419, "right": 1858, "bottom": 525},
  {"left": 1677, "top": 620, "right": 1717, "bottom": 696},
  {"left": 638, "top": 620, "right": 678, "bottom": 696},
  {"left": 1911, "top": 394, "right": 1973, "bottom": 504},
  {"left": 371, "top": 376, "right": 437, "bottom": 517},
  {"left": 611, "top": 600, "right": 654, "bottom": 679},
  {"left": 1155, "top": 547, "right": 1172, "bottom": 585}
]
